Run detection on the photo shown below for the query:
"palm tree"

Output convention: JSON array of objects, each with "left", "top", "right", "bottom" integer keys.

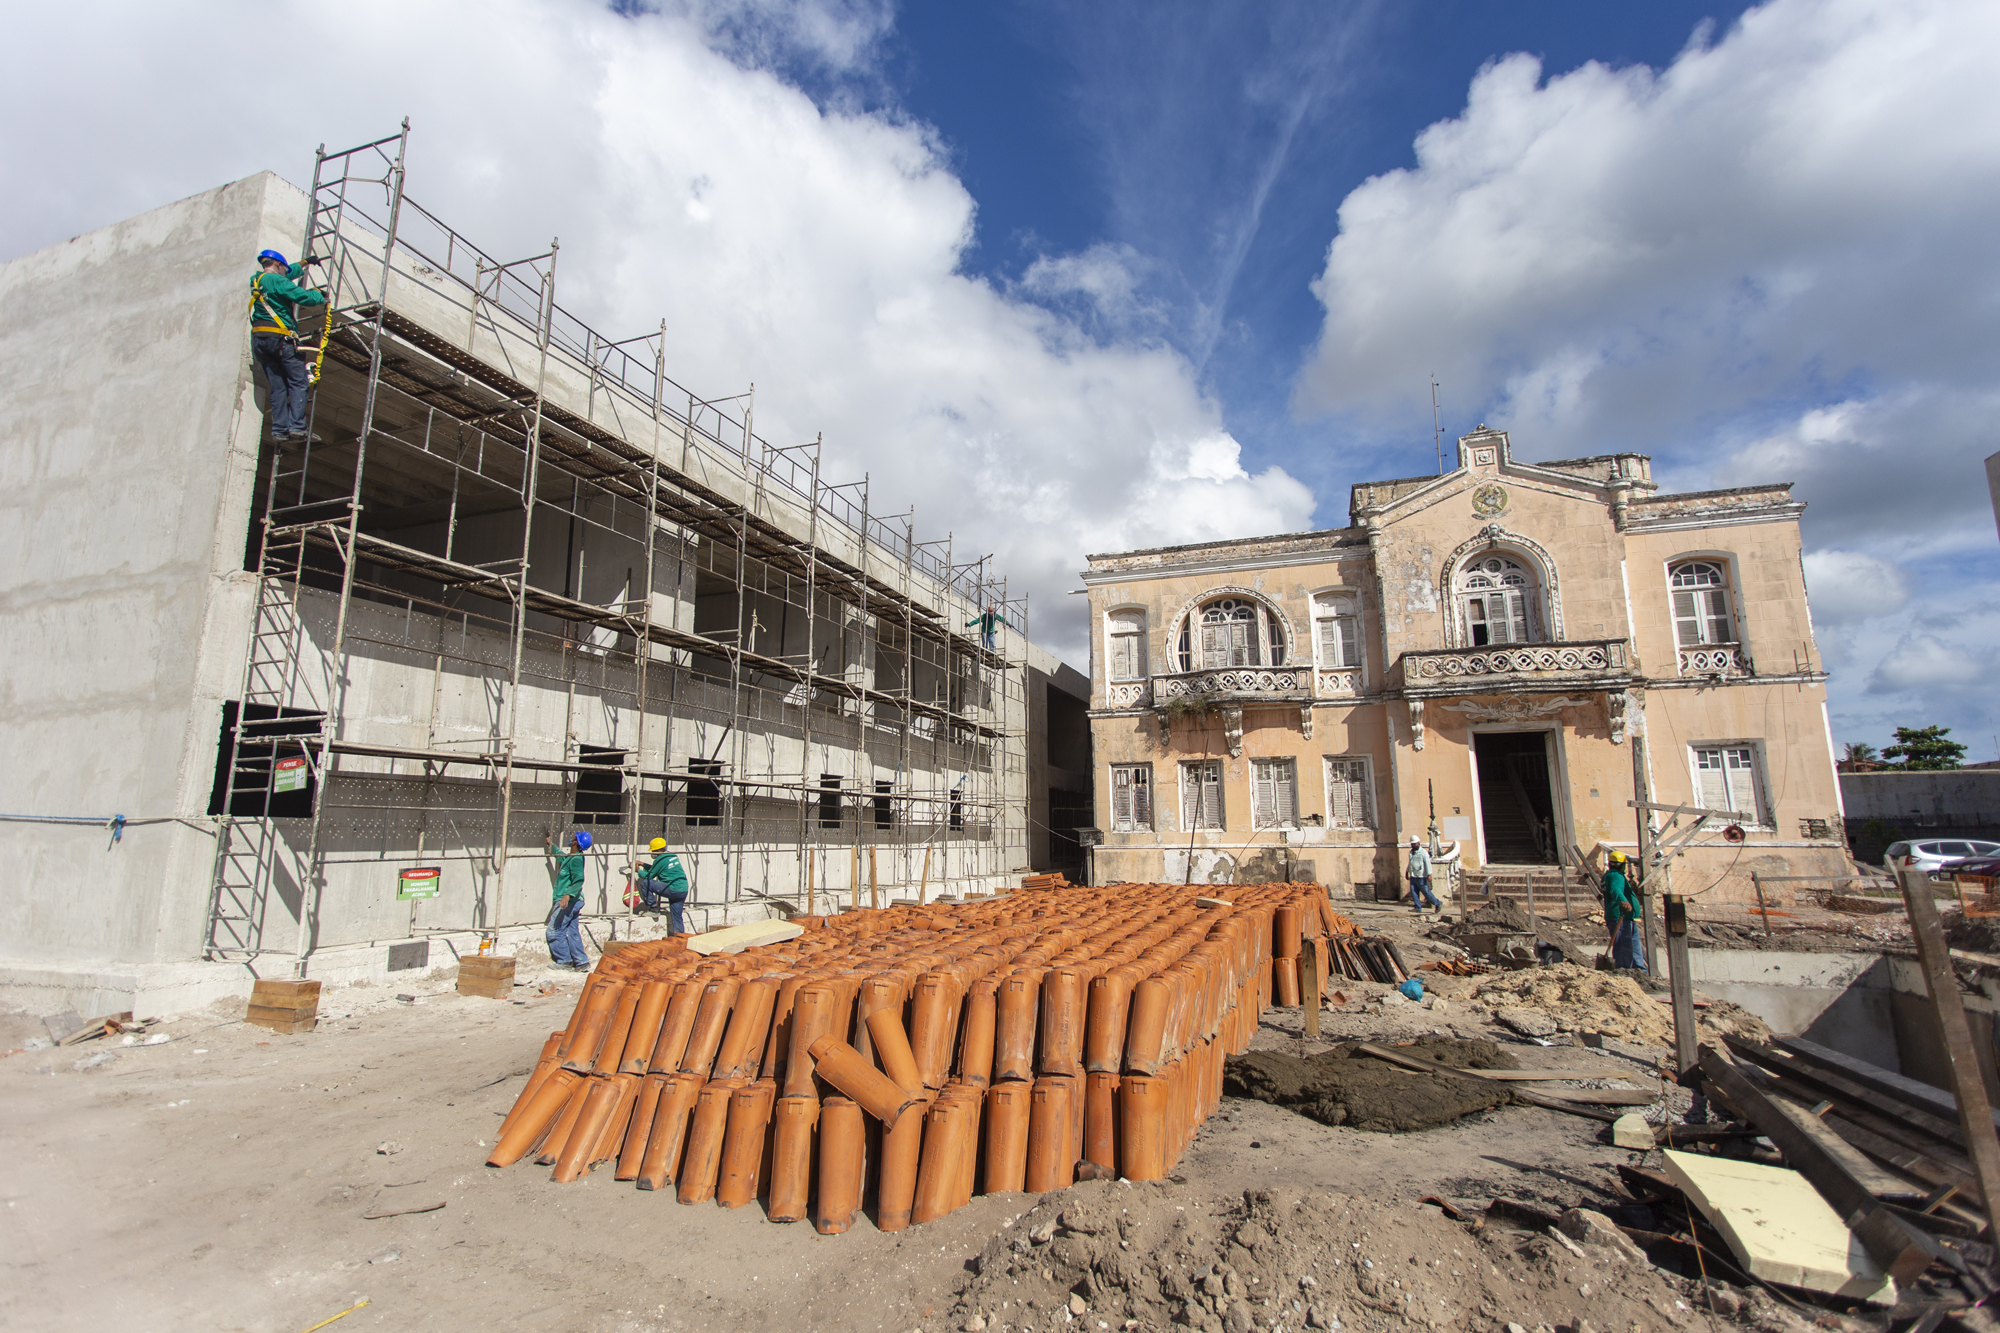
[{"left": 1843, "top": 742, "right": 1878, "bottom": 765}]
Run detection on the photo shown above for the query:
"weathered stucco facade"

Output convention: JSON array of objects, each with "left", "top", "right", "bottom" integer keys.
[{"left": 1083, "top": 429, "right": 1849, "bottom": 901}]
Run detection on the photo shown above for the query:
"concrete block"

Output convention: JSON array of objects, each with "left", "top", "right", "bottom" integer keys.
[
  {"left": 1557, "top": 1207, "right": 1649, "bottom": 1263},
  {"left": 1661, "top": 1148, "right": 1897, "bottom": 1304},
  {"left": 1610, "top": 1113, "right": 1655, "bottom": 1149}
]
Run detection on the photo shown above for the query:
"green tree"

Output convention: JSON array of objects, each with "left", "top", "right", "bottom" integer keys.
[
  {"left": 1842, "top": 742, "right": 1878, "bottom": 765},
  {"left": 1882, "top": 726, "right": 1967, "bottom": 771}
]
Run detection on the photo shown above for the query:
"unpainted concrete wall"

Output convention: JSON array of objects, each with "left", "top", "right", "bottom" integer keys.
[{"left": 0, "top": 172, "right": 303, "bottom": 967}]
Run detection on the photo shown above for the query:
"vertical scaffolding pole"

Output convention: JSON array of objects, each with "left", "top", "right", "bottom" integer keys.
[{"left": 290, "top": 121, "right": 410, "bottom": 979}]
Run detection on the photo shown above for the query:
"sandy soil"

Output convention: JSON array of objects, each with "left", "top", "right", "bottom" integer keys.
[{"left": 0, "top": 938, "right": 1781, "bottom": 1333}]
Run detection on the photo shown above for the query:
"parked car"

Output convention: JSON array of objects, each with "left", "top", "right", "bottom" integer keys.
[
  {"left": 1941, "top": 855, "right": 2000, "bottom": 880},
  {"left": 1884, "top": 839, "right": 2000, "bottom": 877}
]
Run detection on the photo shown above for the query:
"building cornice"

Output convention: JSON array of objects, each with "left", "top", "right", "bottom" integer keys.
[{"left": 1081, "top": 543, "right": 1370, "bottom": 585}]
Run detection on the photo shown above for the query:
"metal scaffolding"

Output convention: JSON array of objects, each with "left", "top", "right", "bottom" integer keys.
[{"left": 204, "top": 126, "right": 1030, "bottom": 975}]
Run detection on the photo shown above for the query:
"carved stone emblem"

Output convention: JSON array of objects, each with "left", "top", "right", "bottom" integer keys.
[
  {"left": 1438, "top": 694, "right": 1584, "bottom": 723},
  {"left": 1470, "top": 483, "right": 1509, "bottom": 517}
]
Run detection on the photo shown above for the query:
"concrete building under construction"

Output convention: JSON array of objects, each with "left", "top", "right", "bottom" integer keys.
[{"left": 0, "top": 129, "right": 1088, "bottom": 1012}]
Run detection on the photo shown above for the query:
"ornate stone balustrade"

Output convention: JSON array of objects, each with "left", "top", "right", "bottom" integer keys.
[
  {"left": 1400, "top": 638, "right": 1632, "bottom": 699},
  {"left": 1678, "top": 645, "right": 1751, "bottom": 677},
  {"left": 1105, "top": 681, "right": 1150, "bottom": 709},
  {"left": 1154, "top": 667, "right": 1312, "bottom": 702}
]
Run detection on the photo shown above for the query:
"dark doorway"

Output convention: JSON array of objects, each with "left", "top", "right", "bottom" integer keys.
[{"left": 1472, "top": 731, "right": 1559, "bottom": 865}]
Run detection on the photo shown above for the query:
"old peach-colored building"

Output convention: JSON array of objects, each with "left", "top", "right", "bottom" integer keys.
[{"left": 1082, "top": 428, "right": 1849, "bottom": 901}]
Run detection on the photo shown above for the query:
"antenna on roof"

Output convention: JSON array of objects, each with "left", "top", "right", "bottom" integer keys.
[{"left": 1430, "top": 376, "right": 1444, "bottom": 475}]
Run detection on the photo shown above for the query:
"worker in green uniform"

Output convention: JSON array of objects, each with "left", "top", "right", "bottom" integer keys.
[
  {"left": 544, "top": 830, "right": 591, "bottom": 971},
  {"left": 248, "top": 249, "right": 328, "bottom": 442},
  {"left": 634, "top": 837, "right": 691, "bottom": 935},
  {"left": 1603, "top": 850, "right": 1645, "bottom": 971}
]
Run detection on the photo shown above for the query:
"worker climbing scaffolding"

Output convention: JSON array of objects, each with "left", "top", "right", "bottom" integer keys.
[{"left": 247, "top": 249, "right": 328, "bottom": 442}]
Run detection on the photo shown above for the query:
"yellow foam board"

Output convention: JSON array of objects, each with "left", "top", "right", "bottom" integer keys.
[
  {"left": 685, "top": 919, "right": 806, "bottom": 955},
  {"left": 1660, "top": 1149, "right": 1896, "bottom": 1303}
]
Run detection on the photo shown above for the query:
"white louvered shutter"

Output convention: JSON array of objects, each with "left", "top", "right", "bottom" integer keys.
[
  {"left": 1316, "top": 614, "right": 1340, "bottom": 665},
  {"left": 1724, "top": 749, "right": 1759, "bottom": 820},
  {"left": 1202, "top": 765, "right": 1222, "bottom": 829},
  {"left": 1275, "top": 762, "right": 1297, "bottom": 827},
  {"left": 1112, "top": 767, "right": 1133, "bottom": 830},
  {"left": 1131, "top": 767, "right": 1152, "bottom": 829},
  {"left": 1253, "top": 761, "right": 1276, "bottom": 828},
  {"left": 1200, "top": 625, "right": 1227, "bottom": 670},
  {"left": 1694, "top": 749, "right": 1728, "bottom": 812},
  {"left": 1327, "top": 758, "right": 1371, "bottom": 828},
  {"left": 1335, "top": 616, "right": 1359, "bottom": 668},
  {"left": 1672, "top": 590, "right": 1702, "bottom": 647},
  {"left": 1228, "top": 622, "right": 1254, "bottom": 667},
  {"left": 1493, "top": 591, "right": 1530, "bottom": 644},
  {"left": 1702, "top": 588, "right": 1733, "bottom": 644},
  {"left": 1183, "top": 764, "right": 1201, "bottom": 828}
]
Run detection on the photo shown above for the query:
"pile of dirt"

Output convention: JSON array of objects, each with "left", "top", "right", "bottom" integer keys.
[
  {"left": 1222, "top": 1039, "right": 1517, "bottom": 1132},
  {"left": 934, "top": 1181, "right": 1757, "bottom": 1333},
  {"left": 1697, "top": 1000, "right": 1773, "bottom": 1044},
  {"left": 1452, "top": 902, "right": 1612, "bottom": 967},
  {"left": 1467, "top": 963, "right": 1676, "bottom": 1044},
  {"left": 1947, "top": 913, "right": 2000, "bottom": 954}
]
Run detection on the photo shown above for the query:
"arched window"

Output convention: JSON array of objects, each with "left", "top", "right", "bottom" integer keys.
[
  {"left": 1106, "top": 609, "right": 1147, "bottom": 680},
  {"left": 1312, "top": 592, "right": 1362, "bottom": 670},
  {"left": 1454, "top": 555, "right": 1543, "bottom": 645},
  {"left": 1669, "top": 561, "right": 1735, "bottom": 646},
  {"left": 1178, "top": 595, "right": 1285, "bottom": 670}
]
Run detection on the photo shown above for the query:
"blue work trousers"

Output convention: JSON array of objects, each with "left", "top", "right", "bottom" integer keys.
[
  {"left": 546, "top": 895, "right": 588, "bottom": 967},
  {"left": 1611, "top": 918, "right": 1647, "bottom": 971},
  {"left": 252, "top": 332, "right": 311, "bottom": 436},
  {"left": 1407, "top": 875, "right": 1440, "bottom": 910},
  {"left": 664, "top": 891, "right": 687, "bottom": 936}
]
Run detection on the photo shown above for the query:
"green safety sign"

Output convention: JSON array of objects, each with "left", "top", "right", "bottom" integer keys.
[
  {"left": 398, "top": 867, "right": 442, "bottom": 900},
  {"left": 272, "top": 755, "right": 308, "bottom": 793}
]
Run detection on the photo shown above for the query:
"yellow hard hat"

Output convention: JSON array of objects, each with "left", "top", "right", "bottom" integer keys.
[
  {"left": 1609, "top": 850, "right": 1627, "bottom": 864},
  {"left": 649, "top": 837, "right": 667, "bottom": 853}
]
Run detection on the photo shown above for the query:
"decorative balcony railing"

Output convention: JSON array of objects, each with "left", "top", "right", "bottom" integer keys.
[
  {"left": 1400, "top": 638, "right": 1632, "bottom": 698},
  {"left": 1678, "top": 644, "right": 1752, "bottom": 677},
  {"left": 1153, "top": 667, "right": 1312, "bottom": 702}
]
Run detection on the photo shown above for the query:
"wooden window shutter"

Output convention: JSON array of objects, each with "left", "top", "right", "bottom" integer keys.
[
  {"left": 1694, "top": 749, "right": 1728, "bottom": 812},
  {"left": 1200, "top": 624, "right": 1226, "bottom": 669},
  {"left": 1253, "top": 761, "right": 1276, "bottom": 828},
  {"left": 1202, "top": 764, "right": 1222, "bottom": 829},
  {"left": 1112, "top": 767, "right": 1133, "bottom": 830},
  {"left": 1276, "top": 761, "right": 1297, "bottom": 827},
  {"left": 1724, "top": 749, "right": 1758, "bottom": 820},
  {"left": 1316, "top": 614, "right": 1340, "bottom": 664},
  {"left": 1673, "top": 589, "right": 1702, "bottom": 646},
  {"left": 1703, "top": 589, "right": 1733, "bottom": 645},
  {"left": 1132, "top": 767, "right": 1152, "bottom": 829}
]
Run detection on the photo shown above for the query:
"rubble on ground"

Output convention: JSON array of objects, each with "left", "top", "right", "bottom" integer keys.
[
  {"left": 1466, "top": 964, "right": 1675, "bottom": 1044},
  {"left": 1221, "top": 1039, "right": 1518, "bottom": 1132}
]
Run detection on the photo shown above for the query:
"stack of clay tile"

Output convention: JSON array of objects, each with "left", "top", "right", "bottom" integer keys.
[{"left": 485, "top": 881, "right": 1357, "bottom": 1234}]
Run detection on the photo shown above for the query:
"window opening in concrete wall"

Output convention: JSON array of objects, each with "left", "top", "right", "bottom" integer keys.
[
  {"left": 681, "top": 760, "right": 722, "bottom": 827},
  {"left": 873, "top": 780, "right": 893, "bottom": 830},
  {"left": 1047, "top": 787, "right": 1091, "bottom": 873},
  {"left": 819, "top": 774, "right": 843, "bottom": 829},
  {"left": 1181, "top": 760, "right": 1225, "bottom": 830},
  {"left": 1313, "top": 593, "right": 1361, "bottom": 670},
  {"left": 1670, "top": 561, "right": 1736, "bottom": 646},
  {"left": 1471, "top": 731, "right": 1559, "bottom": 864},
  {"left": 1455, "top": 556, "right": 1541, "bottom": 645},
  {"left": 1691, "top": 744, "right": 1765, "bottom": 825},
  {"left": 572, "top": 745, "right": 625, "bottom": 825},
  {"left": 1111, "top": 764, "right": 1153, "bottom": 831},
  {"left": 208, "top": 700, "right": 321, "bottom": 818},
  {"left": 1108, "top": 609, "right": 1147, "bottom": 680},
  {"left": 1323, "top": 756, "right": 1374, "bottom": 829},
  {"left": 950, "top": 786, "right": 965, "bottom": 832},
  {"left": 1252, "top": 758, "right": 1299, "bottom": 829}
]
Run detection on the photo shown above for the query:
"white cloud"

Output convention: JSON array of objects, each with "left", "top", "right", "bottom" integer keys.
[
  {"left": 1801, "top": 549, "right": 1910, "bottom": 625},
  {"left": 0, "top": 0, "right": 1314, "bottom": 662},
  {"left": 1868, "top": 634, "right": 1982, "bottom": 693}
]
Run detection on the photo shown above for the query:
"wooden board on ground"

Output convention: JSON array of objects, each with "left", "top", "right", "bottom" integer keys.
[
  {"left": 1660, "top": 1148, "right": 1897, "bottom": 1303},
  {"left": 246, "top": 980, "right": 321, "bottom": 1035},
  {"left": 685, "top": 920, "right": 806, "bottom": 956}
]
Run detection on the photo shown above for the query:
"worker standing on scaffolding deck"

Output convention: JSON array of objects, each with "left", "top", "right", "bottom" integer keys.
[
  {"left": 544, "top": 830, "right": 591, "bottom": 972},
  {"left": 967, "top": 605, "right": 1009, "bottom": 652},
  {"left": 248, "top": 250, "right": 327, "bottom": 442},
  {"left": 1603, "top": 851, "right": 1646, "bottom": 971},
  {"left": 634, "top": 837, "right": 690, "bottom": 935}
]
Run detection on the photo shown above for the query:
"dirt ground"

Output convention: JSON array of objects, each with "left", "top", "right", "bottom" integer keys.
[{"left": 0, "top": 933, "right": 1807, "bottom": 1333}]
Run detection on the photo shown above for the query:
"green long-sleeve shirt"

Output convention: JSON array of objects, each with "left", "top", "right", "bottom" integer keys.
[
  {"left": 637, "top": 852, "right": 689, "bottom": 896},
  {"left": 1602, "top": 868, "right": 1636, "bottom": 925},
  {"left": 249, "top": 264, "right": 327, "bottom": 335},
  {"left": 552, "top": 852, "right": 584, "bottom": 902}
]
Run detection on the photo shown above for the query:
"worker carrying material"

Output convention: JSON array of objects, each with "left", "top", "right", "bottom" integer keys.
[
  {"left": 544, "top": 830, "right": 591, "bottom": 972},
  {"left": 248, "top": 249, "right": 328, "bottom": 443},
  {"left": 1405, "top": 837, "right": 1440, "bottom": 913},
  {"left": 966, "top": 605, "right": 1009, "bottom": 652},
  {"left": 634, "top": 837, "right": 690, "bottom": 935},
  {"left": 1603, "top": 850, "right": 1646, "bottom": 971}
]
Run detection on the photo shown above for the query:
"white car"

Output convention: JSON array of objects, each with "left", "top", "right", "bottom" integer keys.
[{"left": 1884, "top": 839, "right": 2000, "bottom": 877}]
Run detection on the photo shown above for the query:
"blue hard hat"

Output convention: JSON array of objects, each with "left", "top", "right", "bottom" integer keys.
[
  {"left": 257, "top": 249, "right": 288, "bottom": 267},
  {"left": 574, "top": 830, "right": 593, "bottom": 850}
]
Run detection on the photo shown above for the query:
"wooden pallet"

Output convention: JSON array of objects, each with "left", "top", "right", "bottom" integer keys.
[{"left": 245, "top": 979, "right": 321, "bottom": 1034}]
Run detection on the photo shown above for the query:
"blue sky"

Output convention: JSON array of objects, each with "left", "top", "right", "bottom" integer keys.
[{"left": 4, "top": 0, "right": 1995, "bottom": 759}]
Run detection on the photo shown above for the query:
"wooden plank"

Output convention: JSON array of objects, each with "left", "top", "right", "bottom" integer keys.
[
  {"left": 244, "top": 991, "right": 322, "bottom": 1013},
  {"left": 1698, "top": 1048, "right": 1939, "bottom": 1281},
  {"left": 1897, "top": 859, "right": 2000, "bottom": 1238},
  {"left": 1535, "top": 1087, "right": 1657, "bottom": 1106},
  {"left": 685, "top": 920, "right": 805, "bottom": 956},
  {"left": 251, "top": 980, "right": 322, "bottom": 998},
  {"left": 1725, "top": 1036, "right": 1970, "bottom": 1150},
  {"left": 1776, "top": 1035, "right": 2000, "bottom": 1134}
]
